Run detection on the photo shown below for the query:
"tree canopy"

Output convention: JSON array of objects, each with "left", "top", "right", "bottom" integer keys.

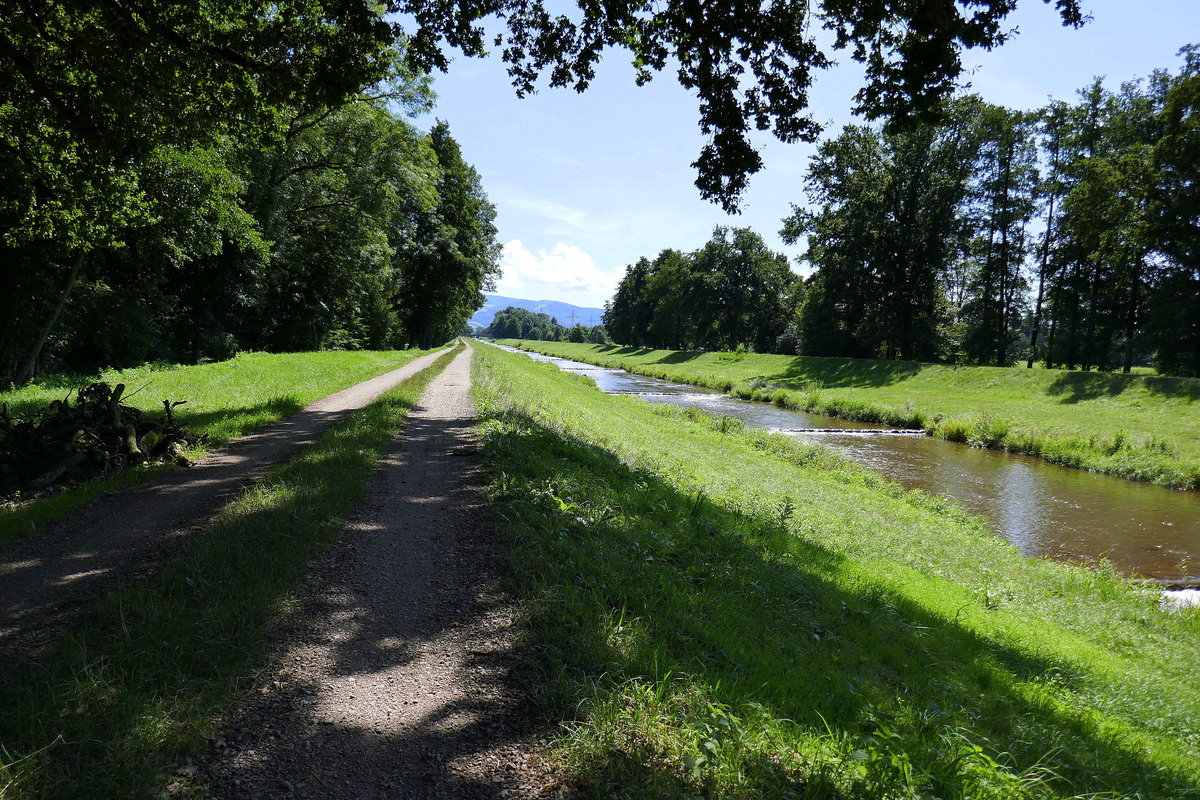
[
  {"left": 785, "top": 50, "right": 1200, "bottom": 375},
  {"left": 0, "top": 11, "right": 501, "bottom": 383},
  {"left": 400, "top": 0, "right": 1084, "bottom": 211},
  {"left": 604, "top": 227, "right": 801, "bottom": 352}
]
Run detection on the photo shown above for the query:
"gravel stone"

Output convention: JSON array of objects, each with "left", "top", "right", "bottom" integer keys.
[{"left": 197, "top": 345, "right": 563, "bottom": 799}]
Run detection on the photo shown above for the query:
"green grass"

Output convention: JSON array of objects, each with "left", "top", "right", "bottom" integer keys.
[
  {"left": 0, "top": 345, "right": 461, "bottom": 799},
  {"left": 497, "top": 340, "right": 1200, "bottom": 490},
  {"left": 473, "top": 341, "right": 1200, "bottom": 799},
  {"left": 0, "top": 348, "right": 443, "bottom": 542}
]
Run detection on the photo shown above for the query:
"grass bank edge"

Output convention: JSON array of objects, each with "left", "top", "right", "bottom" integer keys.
[
  {"left": 0, "top": 346, "right": 449, "bottom": 544},
  {"left": 471, "top": 342, "right": 1200, "bottom": 799},
  {"left": 499, "top": 339, "right": 1200, "bottom": 490},
  {"left": 0, "top": 344, "right": 462, "bottom": 799}
]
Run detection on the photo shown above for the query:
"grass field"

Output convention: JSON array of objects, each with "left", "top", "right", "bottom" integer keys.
[
  {"left": 0, "top": 346, "right": 461, "bottom": 799},
  {"left": 497, "top": 340, "right": 1200, "bottom": 489},
  {"left": 473, "top": 342, "right": 1200, "bottom": 799},
  {"left": 0, "top": 348, "right": 444, "bottom": 542}
]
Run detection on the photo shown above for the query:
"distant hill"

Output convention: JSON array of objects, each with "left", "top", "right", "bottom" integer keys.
[{"left": 469, "top": 294, "right": 605, "bottom": 330}]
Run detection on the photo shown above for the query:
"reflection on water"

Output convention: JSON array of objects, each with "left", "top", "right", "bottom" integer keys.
[{"left": 492, "top": 343, "right": 1200, "bottom": 580}]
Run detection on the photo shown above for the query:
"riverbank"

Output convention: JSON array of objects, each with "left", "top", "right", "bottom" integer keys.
[
  {"left": 0, "top": 349, "right": 440, "bottom": 541},
  {"left": 497, "top": 340, "right": 1200, "bottom": 490},
  {"left": 474, "top": 341, "right": 1200, "bottom": 799}
]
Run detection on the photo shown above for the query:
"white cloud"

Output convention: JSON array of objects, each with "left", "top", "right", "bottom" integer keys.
[{"left": 494, "top": 240, "right": 621, "bottom": 307}]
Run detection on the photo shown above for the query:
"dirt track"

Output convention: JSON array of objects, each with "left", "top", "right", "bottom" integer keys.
[
  {"left": 195, "top": 343, "right": 554, "bottom": 799},
  {"left": 0, "top": 346, "right": 452, "bottom": 667}
]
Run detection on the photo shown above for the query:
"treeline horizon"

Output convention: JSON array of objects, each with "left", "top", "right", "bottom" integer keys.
[
  {"left": 605, "top": 50, "right": 1200, "bottom": 377},
  {"left": 481, "top": 306, "right": 611, "bottom": 345},
  {"left": 1, "top": 12, "right": 500, "bottom": 387}
]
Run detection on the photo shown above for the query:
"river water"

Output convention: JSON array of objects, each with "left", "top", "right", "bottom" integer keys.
[{"left": 490, "top": 343, "right": 1200, "bottom": 582}]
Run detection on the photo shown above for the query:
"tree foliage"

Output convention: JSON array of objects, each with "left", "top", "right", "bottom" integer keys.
[
  {"left": 0, "top": 24, "right": 501, "bottom": 382},
  {"left": 769, "top": 51, "right": 1200, "bottom": 376},
  {"left": 781, "top": 101, "right": 978, "bottom": 361},
  {"left": 604, "top": 227, "right": 801, "bottom": 352},
  {"left": 400, "top": 0, "right": 1084, "bottom": 211}
]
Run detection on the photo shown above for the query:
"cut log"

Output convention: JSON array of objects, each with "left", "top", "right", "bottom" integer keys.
[
  {"left": 108, "top": 383, "right": 126, "bottom": 430},
  {"left": 30, "top": 450, "right": 86, "bottom": 489},
  {"left": 1, "top": 381, "right": 201, "bottom": 496},
  {"left": 123, "top": 423, "right": 142, "bottom": 457}
]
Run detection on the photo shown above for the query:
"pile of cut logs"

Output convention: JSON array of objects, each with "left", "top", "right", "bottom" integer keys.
[{"left": 0, "top": 382, "right": 202, "bottom": 496}]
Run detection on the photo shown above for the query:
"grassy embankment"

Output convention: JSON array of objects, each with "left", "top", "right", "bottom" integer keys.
[
  {"left": 0, "top": 345, "right": 461, "bottom": 799},
  {"left": 473, "top": 342, "right": 1200, "bottom": 799},
  {"left": 0, "top": 348, "right": 444, "bottom": 542},
  {"left": 499, "top": 340, "right": 1200, "bottom": 490}
]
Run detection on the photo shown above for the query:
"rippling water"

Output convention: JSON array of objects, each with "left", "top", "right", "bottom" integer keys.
[{"left": 492, "top": 343, "right": 1200, "bottom": 581}]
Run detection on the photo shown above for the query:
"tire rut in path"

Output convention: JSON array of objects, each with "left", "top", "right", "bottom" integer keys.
[
  {"left": 0, "top": 347, "right": 453, "bottom": 668},
  {"left": 197, "top": 344, "right": 559, "bottom": 799}
]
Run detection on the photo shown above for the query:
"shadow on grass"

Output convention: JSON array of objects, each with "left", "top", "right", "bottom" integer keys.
[
  {"left": 482, "top": 408, "right": 1195, "bottom": 798},
  {"left": 176, "top": 395, "right": 305, "bottom": 441},
  {"left": 0, "top": 356, "right": 504, "bottom": 797},
  {"left": 0, "top": 391, "right": 386, "bottom": 666},
  {"left": 191, "top": 408, "right": 541, "bottom": 799},
  {"left": 1047, "top": 370, "right": 1200, "bottom": 404},
  {"left": 653, "top": 350, "right": 704, "bottom": 364},
  {"left": 769, "top": 356, "right": 924, "bottom": 390}
]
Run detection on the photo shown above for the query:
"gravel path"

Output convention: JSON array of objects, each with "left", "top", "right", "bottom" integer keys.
[
  {"left": 195, "top": 344, "right": 560, "bottom": 800},
  {"left": 0, "top": 347, "right": 452, "bottom": 668}
]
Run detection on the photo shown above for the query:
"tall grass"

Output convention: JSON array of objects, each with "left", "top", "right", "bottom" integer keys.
[
  {"left": 473, "top": 342, "right": 1200, "bottom": 799},
  {"left": 0, "top": 346, "right": 461, "bottom": 798},
  {"left": 499, "top": 340, "right": 1200, "bottom": 489}
]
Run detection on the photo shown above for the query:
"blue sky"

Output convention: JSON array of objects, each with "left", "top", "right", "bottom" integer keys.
[{"left": 414, "top": 0, "right": 1196, "bottom": 309}]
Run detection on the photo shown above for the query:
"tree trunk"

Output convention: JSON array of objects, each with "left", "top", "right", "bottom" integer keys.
[
  {"left": 1046, "top": 312, "right": 1058, "bottom": 370},
  {"left": 1122, "top": 255, "right": 1144, "bottom": 373},
  {"left": 1027, "top": 193, "right": 1056, "bottom": 368},
  {"left": 1082, "top": 261, "right": 1102, "bottom": 371},
  {"left": 14, "top": 250, "right": 86, "bottom": 385}
]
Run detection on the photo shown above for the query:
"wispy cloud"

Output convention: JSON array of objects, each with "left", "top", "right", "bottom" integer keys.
[
  {"left": 499, "top": 192, "right": 588, "bottom": 228},
  {"left": 493, "top": 187, "right": 626, "bottom": 240}
]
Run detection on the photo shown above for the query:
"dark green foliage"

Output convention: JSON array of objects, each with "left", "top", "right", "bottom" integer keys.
[
  {"left": 0, "top": 38, "right": 500, "bottom": 382},
  {"left": 1146, "top": 46, "right": 1200, "bottom": 377},
  {"left": 1024, "top": 53, "right": 1200, "bottom": 376},
  {"left": 483, "top": 307, "right": 570, "bottom": 341},
  {"left": 603, "top": 227, "right": 801, "bottom": 353},
  {"left": 399, "top": 122, "right": 502, "bottom": 349},
  {"left": 401, "top": 0, "right": 1083, "bottom": 211},
  {"left": 782, "top": 102, "right": 978, "bottom": 361},
  {"left": 778, "top": 50, "right": 1200, "bottom": 376},
  {"left": 956, "top": 104, "right": 1038, "bottom": 366}
]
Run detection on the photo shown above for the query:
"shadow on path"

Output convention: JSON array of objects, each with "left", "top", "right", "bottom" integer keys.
[
  {"left": 0, "top": 348, "right": 452, "bottom": 668},
  {"left": 199, "top": 346, "right": 554, "bottom": 799}
]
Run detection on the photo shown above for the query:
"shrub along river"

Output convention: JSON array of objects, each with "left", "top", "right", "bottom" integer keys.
[{"left": 491, "top": 343, "right": 1200, "bottom": 583}]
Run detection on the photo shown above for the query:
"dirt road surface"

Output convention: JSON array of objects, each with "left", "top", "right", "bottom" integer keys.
[
  {"left": 0, "top": 347, "right": 452, "bottom": 668},
  {"left": 196, "top": 344, "right": 557, "bottom": 799}
]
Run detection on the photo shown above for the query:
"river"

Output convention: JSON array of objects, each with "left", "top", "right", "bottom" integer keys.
[{"left": 489, "top": 342, "right": 1200, "bottom": 583}]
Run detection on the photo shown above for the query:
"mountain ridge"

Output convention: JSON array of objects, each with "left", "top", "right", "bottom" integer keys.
[{"left": 469, "top": 294, "right": 605, "bottom": 329}]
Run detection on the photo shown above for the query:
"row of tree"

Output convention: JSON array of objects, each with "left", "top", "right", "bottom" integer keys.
[
  {"left": 604, "top": 50, "right": 1199, "bottom": 377},
  {"left": 788, "top": 49, "right": 1199, "bottom": 375},
  {"left": 605, "top": 228, "right": 802, "bottom": 353},
  {"left": 482, "top": 307, "right": 610, "bottom": 344},
  {"left": 1, "top": 9, "right": 499, "bottom": 384}
]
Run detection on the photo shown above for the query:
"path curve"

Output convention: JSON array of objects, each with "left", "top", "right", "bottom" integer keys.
[
  {"left": 0, "top": 346, "right": 453, "bottom": 667},
  {"left": 197, "top": 343, "right": 557, "bottom": 799}
]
